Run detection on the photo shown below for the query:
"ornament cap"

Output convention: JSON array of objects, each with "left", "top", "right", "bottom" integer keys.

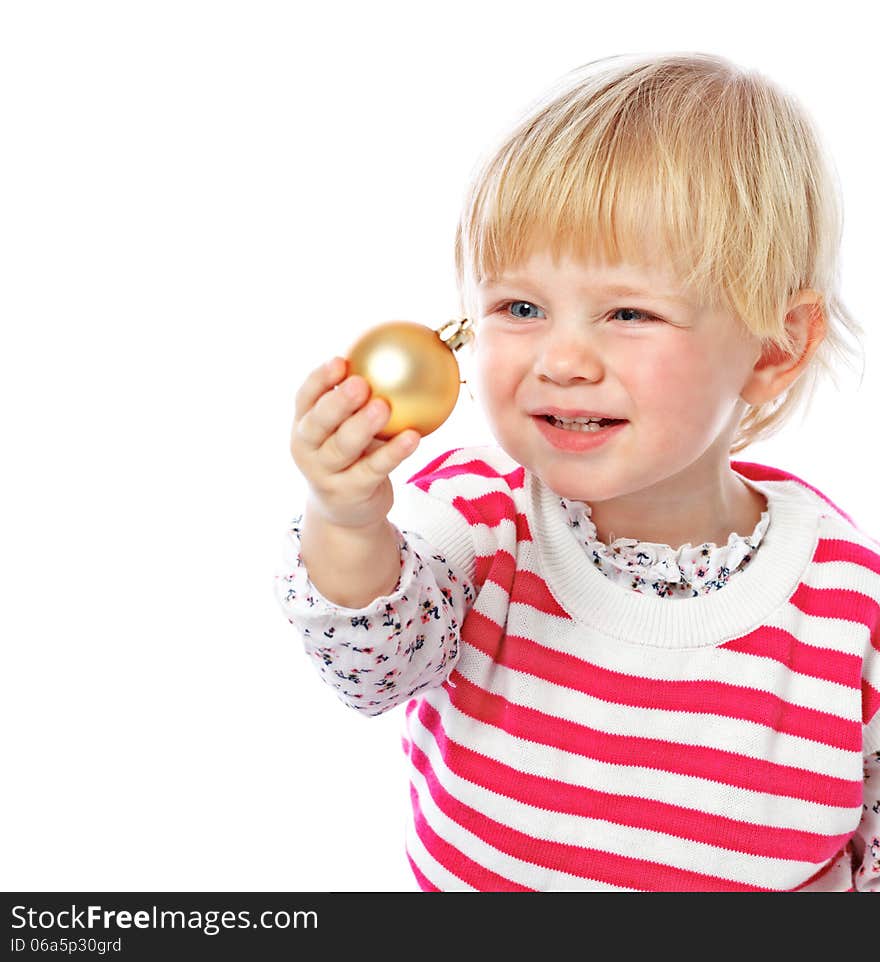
[{"left": 435, "top": 317, "right": 474, "bottom": 353}]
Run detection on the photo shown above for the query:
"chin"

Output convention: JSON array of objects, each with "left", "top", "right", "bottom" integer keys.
[
  {"left": 528, "top": 468, "right": 591, "bottom": 503},
  {"left": 541, "top": 461, "right": 629, "bottom": 502}
]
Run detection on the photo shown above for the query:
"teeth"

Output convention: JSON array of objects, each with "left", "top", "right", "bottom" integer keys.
[{"left": 548, "top": 415, "right": 607, "bottom": 432}]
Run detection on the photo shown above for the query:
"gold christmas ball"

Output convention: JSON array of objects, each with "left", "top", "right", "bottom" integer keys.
[{"left": 346, "top": 319, "right": 472, "bottom": 440}]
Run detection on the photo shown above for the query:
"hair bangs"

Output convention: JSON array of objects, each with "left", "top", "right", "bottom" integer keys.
[{"left": 456, "top": 67, "right": 739, "bottom": 316}]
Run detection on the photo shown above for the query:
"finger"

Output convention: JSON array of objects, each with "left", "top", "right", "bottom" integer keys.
[
  {"left": 339, "top": 426, "right": 421, "bottom": 488},
  {"left": 293, "top": 357, "right": 348, "bottom": 424},
  {"left": 295, "top": 374, "right": 370, "bottom": 449},
  {"left": 317, "top": 394, "right": 393, "bottom": 472}
]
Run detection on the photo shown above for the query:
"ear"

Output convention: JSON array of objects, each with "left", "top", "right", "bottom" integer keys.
[{"left": 739, "top": 290, "right": 827, "bottom": 407}]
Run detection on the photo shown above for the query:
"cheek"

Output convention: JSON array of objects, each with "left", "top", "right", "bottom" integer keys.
[
  {"left": 623, "top": 343, "right": 690, "bottom": 391},
  {"left": 623, "top": 344, "right": 716, "bottom": 425},
  {"left": 628, "top": 344, "right": 741, "bottom": 440},
  {"left": 473, "top": 335, "right": 525, "bottom": 406}
]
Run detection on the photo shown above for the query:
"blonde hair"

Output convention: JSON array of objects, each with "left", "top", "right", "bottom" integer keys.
[{"left": 453, "top": 52, "right": 865, "bottom": 454}]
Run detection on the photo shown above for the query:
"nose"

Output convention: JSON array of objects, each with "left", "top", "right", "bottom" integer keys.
[{"left": 533, "top": 328, "right": 603, "bottom": 384}]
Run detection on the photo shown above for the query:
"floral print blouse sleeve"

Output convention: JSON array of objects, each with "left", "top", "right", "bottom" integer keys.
[
  {"left": 273, "top": 514, "right": 475, "bottom": 717},
  {"left": 854, "top": 749, "right": 880, "bottom": 891}
]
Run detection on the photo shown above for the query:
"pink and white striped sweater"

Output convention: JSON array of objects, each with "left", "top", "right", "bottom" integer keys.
[{"left": 275, "top": 445, "right": 880, "bottom": 891}]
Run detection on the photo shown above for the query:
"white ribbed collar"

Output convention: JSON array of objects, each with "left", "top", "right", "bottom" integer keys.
[{"left": 526, "top": 469, "right": 820, "bottom": 649}]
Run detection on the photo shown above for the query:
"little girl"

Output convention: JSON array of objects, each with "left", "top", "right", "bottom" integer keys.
[{"left": 275, "top": 52, "right": 880, "bottom": 891}]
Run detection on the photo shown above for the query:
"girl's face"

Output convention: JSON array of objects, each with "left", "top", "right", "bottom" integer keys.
[{"left": 472, "top": 248, "right": 765, "bottom": 511}]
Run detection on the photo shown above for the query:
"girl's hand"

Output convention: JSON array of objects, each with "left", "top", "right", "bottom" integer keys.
[{"left": 289, "top": 356, "right": 421, "bottom": 530}]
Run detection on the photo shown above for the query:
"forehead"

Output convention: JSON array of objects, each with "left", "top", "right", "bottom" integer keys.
[{"left": 477, "top": 249, "right": 695, "bottom": 304}]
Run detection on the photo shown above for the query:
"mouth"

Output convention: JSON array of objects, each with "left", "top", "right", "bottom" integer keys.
[
  {"left": 538, "top": 414, "right": 627, "bottom": 433},
  {"left": 532, "top": 413, "right": 628, "bottom": 452}
]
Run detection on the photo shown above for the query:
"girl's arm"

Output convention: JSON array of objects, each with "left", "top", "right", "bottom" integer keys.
[
  {"left": 274, "top": 517, "right": 474, "bottom": 716},
  {"left": 852, "top": 749, "right": 880, "bottom": 891}
]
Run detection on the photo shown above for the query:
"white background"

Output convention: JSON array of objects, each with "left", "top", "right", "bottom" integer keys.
[{"left": 1, "top": 0, "right": 876, "bottom": 892}]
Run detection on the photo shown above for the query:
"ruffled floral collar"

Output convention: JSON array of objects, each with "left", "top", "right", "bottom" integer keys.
[{"left": 558, "top": 496, "right": 771, "bottom": 600}]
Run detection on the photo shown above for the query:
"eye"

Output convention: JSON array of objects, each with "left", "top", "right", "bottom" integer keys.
[
  {"left": 611, "top": 307, "right": 660, "bottom": 324},
  {"left": 493, "top": 302, "right": 662, "bottom": 324},
  {"left": 500, "top": 300, "right": 545, "bottom": 320}
]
